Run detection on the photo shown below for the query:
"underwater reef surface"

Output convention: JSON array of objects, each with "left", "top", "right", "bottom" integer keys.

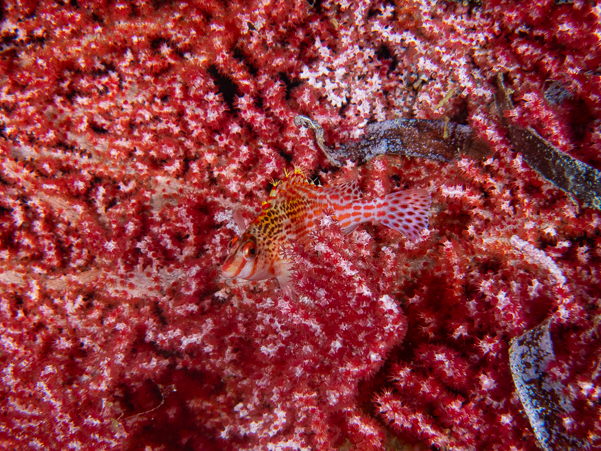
[{"left": 0, "top": 0, "right": 600, "bottom": 450}]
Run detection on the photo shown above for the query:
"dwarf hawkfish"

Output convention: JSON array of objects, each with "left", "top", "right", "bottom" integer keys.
[{"left": 221, "top": 168, "right": 431, "bottom": 296}]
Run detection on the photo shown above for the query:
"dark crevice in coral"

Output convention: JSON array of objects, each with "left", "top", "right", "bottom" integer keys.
[
  {"left": 55, "top": 140, "right": 91, "bottom": 159},
  {"left": 565, "top": 98, "right": 593, "bottom": 144},
  {"left": 478, "top": 257, "right": 503, "bottom": 275},
  {"left": 207, "top": 64, "right": 240, "bottom": 111},
  {"left": 366, "top": 6, "right": 380, "bottom": 19},
  {"left": 450, "top": 97, "right": 470, "bottom": 125},
  {"left": 64, "top": 85, "right": 82, "bottom": 104},
  {"left": 389, "top": 174, "right": 402, "bottom": 188},
  {"left": 276, "top": 145, "right": 294, "bottom": 165},
  {"left": 233, "top": 46, "right": 258, "bottom": 76},
  {"left": 375, "top": 43, "right": 398, "bottom": 73},
  {"left": 338, "top": 99, "right": 350, "bottom": 117},
  {"left": 151, "top": 0, "right": 176, "bottom": 11},
  {"left": 278, "top": 72, "right": 302, "bottom": 100},
  {"left": 149, "top": 36, "right": 169, "bottom": 53},
  {"left": 151, "top": 301, "right": 169, "bottom": 326},
  {"left": 89, "top": 10, "right": 105, "bottom": 23},
  {"left": 305, "top": 0, "right": 324, "bottom": 13},
  {"left": 89, "top": 122, "right": 109, "bottom": 135}
]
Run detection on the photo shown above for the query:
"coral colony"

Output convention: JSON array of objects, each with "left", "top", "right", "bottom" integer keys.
[{"left": 1, "top": 0, "right": 600, "bottom": 450}]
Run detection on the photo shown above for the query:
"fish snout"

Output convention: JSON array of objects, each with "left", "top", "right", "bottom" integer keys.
[{"left": 221, "top": 254, "right": 237, "bottom": 279}]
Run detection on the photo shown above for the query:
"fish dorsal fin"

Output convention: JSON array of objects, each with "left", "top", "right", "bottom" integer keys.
[
  {"left": 286, "top": 173, "right": 306, "bottom": 185},
  {"left": 323, "top": 178, "right": 362, "bottom": 208},
  {"left": 267, "top": 168, "right": 309, "bottom": 201},
  {"left": 283, "top": 167, "right": 307, "bottom": 186}
]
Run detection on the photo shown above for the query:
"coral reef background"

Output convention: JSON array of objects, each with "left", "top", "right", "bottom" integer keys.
[{"left": 0, "top": 0, "right": 599, "bottom": 449}]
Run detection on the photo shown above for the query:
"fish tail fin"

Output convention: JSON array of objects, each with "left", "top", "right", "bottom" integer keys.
[{"left": 376, "top": 189, "right": 431, "bottom": 241}]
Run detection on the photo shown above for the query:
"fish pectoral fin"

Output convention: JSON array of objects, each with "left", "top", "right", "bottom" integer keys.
[{"left": 274, "top": 260, "right": 296, "bottom": 298}]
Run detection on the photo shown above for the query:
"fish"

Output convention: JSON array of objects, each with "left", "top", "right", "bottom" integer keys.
[{"left": 221, "top": 168, "right": 431, "bottom": 296}]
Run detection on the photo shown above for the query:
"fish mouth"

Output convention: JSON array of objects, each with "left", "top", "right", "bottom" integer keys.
[
  {"left": 221, "top": 265, "right": 235, "bottom": 278},
  {"left": 221, "top": 262, "right": 234, "bottom": 278},
  {"left": 221, "top": 254, "right": 241, "bottom": 278}
]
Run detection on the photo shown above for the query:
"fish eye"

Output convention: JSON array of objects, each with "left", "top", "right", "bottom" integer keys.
[{"left": 242, "top": 242, "right": 257, "bottom": 260}]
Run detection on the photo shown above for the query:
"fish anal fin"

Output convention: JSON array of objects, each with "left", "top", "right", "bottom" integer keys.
[{"left": 342, "top": 223, "right": 360, "bottom": 235}]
